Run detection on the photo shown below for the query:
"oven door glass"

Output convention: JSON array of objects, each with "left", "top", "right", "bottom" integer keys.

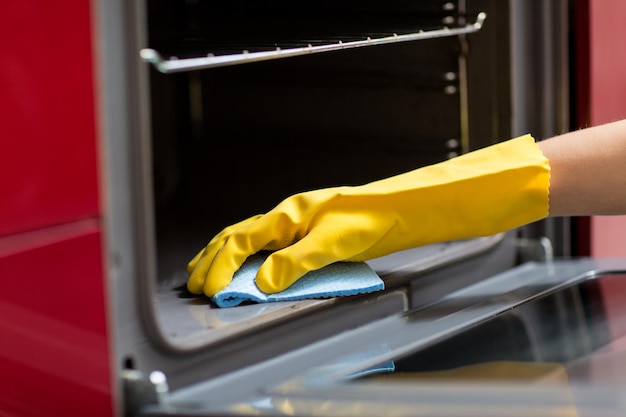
[
  {"left": 279, "top": 271, "right": 626, "bottom": 416},
  {"left": 144, "top": 261, "right": 626, "bottom": 417}
]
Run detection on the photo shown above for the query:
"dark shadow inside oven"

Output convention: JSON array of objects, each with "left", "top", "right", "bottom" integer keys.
[
  {"left": 143, "top": 0, "right": 515, "bottom": 348},
  {"left": 147, "top": 42, "right": 465, "bottom": 346},
  {"left": 149, "top": 42, "right": 463, "bottom": 290}
]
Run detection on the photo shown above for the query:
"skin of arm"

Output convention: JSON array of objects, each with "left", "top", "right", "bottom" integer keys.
[{"left": 538, "top": 119, "right": 626, "bottom": 216}]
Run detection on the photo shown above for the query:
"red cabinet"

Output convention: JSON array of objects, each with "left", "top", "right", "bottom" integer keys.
[
  {"left": 0, "top": 2, "right": 113, "bottom": 416},
  {"left": 0, "top": 2, "right": 100, "bottom": 237},
  {"left": 0, "top": 224, "right": 113, "bottom": 417},
  {"left": 585, "top": 0, "right": 626, "bottom": 258}
]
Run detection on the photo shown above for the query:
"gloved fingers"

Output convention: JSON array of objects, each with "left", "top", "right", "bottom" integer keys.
[
  {"left": 253, "top": 245, "right": 330, "bottom": 294},
  {"left": 186, "top": 248, "right": 206, "bottom": 275},
  {"left": 186, "top": 234, "right": 228, "bottom": 275},
  {"left": 187, "top": 251, "right": 216, "bottom": 295},
  {"left": 199, "top": 212, "right": 302, "bottom": 296},
  {"left": 186, "top": 215, "right": 263, "bottom": 295},
  {"left": 254, "top": 213, "right": 381, "bottom": 293},
  {"left": 188, "top": 215, "right": 263, "bottom": 272}
]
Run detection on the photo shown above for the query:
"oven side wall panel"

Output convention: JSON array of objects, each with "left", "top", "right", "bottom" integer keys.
[{"left": 0, "top": 1, "right": 114, "bottom": 416}]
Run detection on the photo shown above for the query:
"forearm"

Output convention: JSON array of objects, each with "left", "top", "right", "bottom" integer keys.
[{"left": 538, "top": 119, "right": 626, "bottom": 216}]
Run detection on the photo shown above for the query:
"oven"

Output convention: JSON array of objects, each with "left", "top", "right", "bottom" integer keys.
[{"left": 87, "top": 0, "right": 626, "bottom": 415}]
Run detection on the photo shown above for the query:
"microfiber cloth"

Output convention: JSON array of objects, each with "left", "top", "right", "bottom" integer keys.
[{"left": 212, "top": 252, "right": 385, "bottom": 308}]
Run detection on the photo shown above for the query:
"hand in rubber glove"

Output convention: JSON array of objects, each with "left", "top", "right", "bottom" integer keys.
[{"left": 187, "top": 135, "right": 550, "bottom": 296}]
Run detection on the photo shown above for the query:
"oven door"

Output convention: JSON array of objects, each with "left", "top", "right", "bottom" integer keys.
[{"left": 131, "top": 258, "right": 626, "bottom": 417}]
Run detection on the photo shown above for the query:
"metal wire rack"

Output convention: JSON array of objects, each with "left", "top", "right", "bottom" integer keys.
[{"left": 141, "top": 12, "right": 486, "bottom": 73}]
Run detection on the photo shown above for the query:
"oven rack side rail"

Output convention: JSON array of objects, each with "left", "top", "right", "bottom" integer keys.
[{"left": 140, "top": 12, "right": 486, "bottom": 74}]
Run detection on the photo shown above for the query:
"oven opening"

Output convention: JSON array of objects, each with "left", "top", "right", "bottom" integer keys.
[{"left": 141, "top": 0, "right": 513, "bottom": 352}]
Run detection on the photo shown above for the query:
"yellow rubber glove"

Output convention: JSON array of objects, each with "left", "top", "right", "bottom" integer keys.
[{"left": 187, "top": 135, "right": 550, "bottom": 296}]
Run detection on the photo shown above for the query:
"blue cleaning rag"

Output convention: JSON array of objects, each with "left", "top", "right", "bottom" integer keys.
[{"left": 212, "top": 252, "right": 385, "bottom": 308}]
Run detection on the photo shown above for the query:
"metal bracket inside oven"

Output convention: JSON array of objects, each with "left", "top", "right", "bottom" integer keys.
[{"left": 141, "top": 12, "right": 486, "bottom": 73}]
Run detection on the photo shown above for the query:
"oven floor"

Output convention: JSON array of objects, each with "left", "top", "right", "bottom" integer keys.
[{"left": 152, "top": 231, "right": 509, "bottom": 348}]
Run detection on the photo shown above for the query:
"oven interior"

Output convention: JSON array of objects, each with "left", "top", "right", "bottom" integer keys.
[
  {"left": 144, "top": 0, "right": 514, "bottom": 341},
  {"left": 148, "top": 0, "right": 510, "bottom": 265},
  {"left": 108, "top": 0, "right": 581, "bottom": 393},
  {"left": 100, "top": 1, "right": 584, "bottom": 406}
]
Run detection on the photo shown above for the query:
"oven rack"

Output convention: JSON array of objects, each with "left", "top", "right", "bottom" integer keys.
[{"left": 141, "top": 12, "right": 486, "bottom": 74}]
